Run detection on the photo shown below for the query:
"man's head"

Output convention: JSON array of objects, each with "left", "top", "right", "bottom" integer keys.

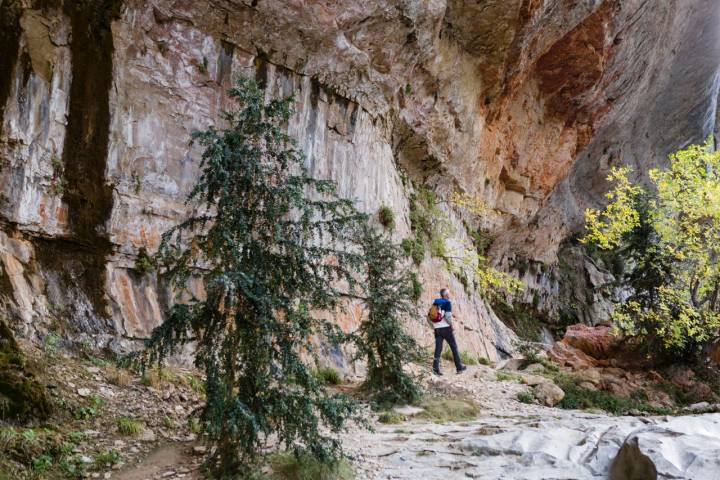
[{"left": 440, "top": 287, "right": 450, "bottom": 299}]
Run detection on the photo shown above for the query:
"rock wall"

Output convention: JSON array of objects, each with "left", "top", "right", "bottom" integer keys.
[{"left": 0, "top": 0, "right": 719, "bottom": 357}]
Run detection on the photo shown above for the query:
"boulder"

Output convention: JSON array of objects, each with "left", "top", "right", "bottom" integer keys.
[
  {"left": 574, "top": 367, "right": 602, "bottom": 385},
  {"left": 523, "top": 363, "right": 545, "bottom": 373},
  {"left": 498, "top": 358, "right": 526, "bottom": 371},
  {"left": 609, "top": 436, "right": 658, "bottom": 480},
  {"left": 533, "top": 382, "right": 565, "bottom": 407},
  {"left": 548, "top": 341, "right": 597, "bottom": 369},
  {"left": 563, "top": 324, "right": 615, "bottom": 359},
  {"left": 610, "top": 414, "right": 720, "bottom": 479}
]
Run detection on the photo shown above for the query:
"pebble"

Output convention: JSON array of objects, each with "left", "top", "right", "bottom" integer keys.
[
  {"left": 139, "top": 429, "right": 156, "bottom": 442},
  {"left": 78, "top": 388, "right": 92, "bottom": 397},
  {"left": 192, "top": 446, "right": 207, "bottom": 454}
]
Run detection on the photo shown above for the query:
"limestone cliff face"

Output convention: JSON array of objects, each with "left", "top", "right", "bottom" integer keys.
[{"left": 0, "top": 0, "right": 719, "bottom": 358}]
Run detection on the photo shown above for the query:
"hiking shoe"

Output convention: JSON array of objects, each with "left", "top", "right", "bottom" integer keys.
[
  {"left": 433, "top": 369, "right": 443, "bottom": 376},
  {"left": 456, "top": 365, "right": 467, "bottom": 374}
]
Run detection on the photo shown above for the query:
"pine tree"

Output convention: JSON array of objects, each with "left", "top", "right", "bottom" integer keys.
[
  {"left": 355, "top": 227, "right": 423, "bottom": 406},
  {"left": 142, "top": 77, "right": 368, "bottom": 475}
]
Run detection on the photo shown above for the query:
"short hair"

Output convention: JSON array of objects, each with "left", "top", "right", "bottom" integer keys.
[{"left": 440, "top": 287, "right": 449, "bottom": 297}]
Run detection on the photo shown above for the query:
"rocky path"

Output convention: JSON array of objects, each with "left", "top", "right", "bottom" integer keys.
[
  {"left": 108, "top": 361, "right": 720, "bottom": 479},
  {"left": 344, "top": 363, "right": 720, "bottom": 480}
]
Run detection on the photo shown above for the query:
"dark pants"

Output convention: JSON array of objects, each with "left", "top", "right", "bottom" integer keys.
[{"left": 433, "top": 326, "right": 462, "bottom": 372}]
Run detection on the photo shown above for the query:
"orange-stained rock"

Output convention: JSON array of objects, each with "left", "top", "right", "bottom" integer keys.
[
  {"left": 548, "top": 341, "right": 597, "bottom": 370},
  {"left": 710, "top": 342, "right": 720, "bottom": 364},
  {"left": 562, "top": 324, "right": 616, "bottom": 359}
]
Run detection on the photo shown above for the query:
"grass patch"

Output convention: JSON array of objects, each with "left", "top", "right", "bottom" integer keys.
[
  {"left": 188, "top": 417, "right": 202, "bottom": 434},
  {"left": 378, "top": 411, "right": 405, "bottom": 424},
  {"left": 517, "top": 391, "right": 534, "bottom": 404},
  {"left": 117, "top": 417, "right": 142, "bottom": 436},
  {"left": 477, "top": 356, "right": 491, "bottom": 366},
  {"left": 186, "top": 374, "right": 205, "bottom": 395},
  {"left": 441, "top": 349, "right": 478, "bottom": 365},
  {"left": 495, "top": 372, "right": 522, "bottom": 383},
  {"left": 416, "top": 396, "right": 480, "bottom": 423},
  {"left": 139, "top": 370, "right": 161, "bottom": 389},
  {"left": 268, "top": 452, "right": 354, "bottom": 480},
  {"left": 106, "top": 365, "right": 132, "bottom": 387},
  {"left": 313, "top": 367, "right": 342, "bottom": 386}
]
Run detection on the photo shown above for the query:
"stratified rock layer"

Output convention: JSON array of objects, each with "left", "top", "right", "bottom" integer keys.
[{"left": 0, "top": 0, "right": 719, "bottom": 356}]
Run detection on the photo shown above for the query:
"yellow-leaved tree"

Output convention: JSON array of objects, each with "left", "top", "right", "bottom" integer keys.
[{"left": 582, "top": 139, "right": 720, "bottom": 358}]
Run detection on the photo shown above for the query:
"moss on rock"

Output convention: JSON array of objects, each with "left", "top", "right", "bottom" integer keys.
[{"left": 0, "top": 320, "right": 52, "bottom": 421}]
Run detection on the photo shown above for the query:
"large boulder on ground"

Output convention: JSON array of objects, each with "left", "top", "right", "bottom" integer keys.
[
  {"left": 562, "top": 324, "right": 616, "bottom": 359},
  {"left": 533, "top": 382, "right": 565, "bottom": 407},
  {"left": 548, "top": 341, "right": 597, "bottom": 369},
  {"left": 610, "top": 414, "right": 720, "bottom": 479}
]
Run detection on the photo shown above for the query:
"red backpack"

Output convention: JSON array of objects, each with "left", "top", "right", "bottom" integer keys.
[{"left": 427, "top": 304, "right": 443, "bottom": 323}]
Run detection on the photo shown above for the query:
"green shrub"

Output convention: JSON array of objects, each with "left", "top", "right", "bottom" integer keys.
[
  {"left": 94, "top": 449, "right": 121, "bottom": 469},
  {"left": 377, "top": 411, "right": 405, "bottom": 424},
  {"left": 186, "top": 374, "right": 205, "bottom": 395},
  {"left": 378, "top": 205, "right": 395, "bottom": 231},
  {"left": 66, "top": 432, "right": 86, "bottom": 444},
  {"left": 517, "top": 391, "right": 534, "bottom": 404},
  {"left": 477, "top": 356, "right": 491, "bottom": 366},
  {"left": 401, "top": 237, "right": 425, "bottom": 265},
  {"left": 313, "top": 367, "right": 342, "bottom": 386},
  {"left": 117, "top": 417, "right": 142, "bottom": 436},
  {"left": 31, "top": 454, "right": 53, "bottom": 472},
  {"left": 134, "top": 247, "right": 154, "bottom": 274},
  {"left": 43, "top": 332, "right": 62, "bottom": 356},
  {"left": 409, "top": 272, "right": 422, "bottom": 303},
  {"left": 554, "top": 373, "right": 672, "bottom": 415}
]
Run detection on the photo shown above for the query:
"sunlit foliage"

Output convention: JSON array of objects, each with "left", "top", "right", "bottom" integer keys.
[{"left": 582, "top": 139, "right": 720, "bottom": 356}]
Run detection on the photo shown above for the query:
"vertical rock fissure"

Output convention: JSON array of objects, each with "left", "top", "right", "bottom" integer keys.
[
  {"left": 61, "top": 0, "right": 120, "bottom": 244},
  {"left": 53, "top": 0, "right": 122, "bottom": 324},
  {"left": 0, "top": 1, "right": 21, "bottom": 130}
]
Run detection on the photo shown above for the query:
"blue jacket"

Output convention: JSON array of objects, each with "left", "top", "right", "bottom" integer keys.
[{"left": 433, "top": 298, "right": 452, "bottom": 313}]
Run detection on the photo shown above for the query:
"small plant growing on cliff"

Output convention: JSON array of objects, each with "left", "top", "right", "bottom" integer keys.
[
  {"left": 134, "top": 247, "right": 154, "bottom": 274},
  {"left": 355, "top": 227, "right": 423, "bottom": 406},
  {"left": 48, "top": 152, "right": 67, "bottom": 197},
  {"left": 142, "top": 77, "right": 367, "bottom": 476},
  {"left": 197, "top": 56, "right": 208, "bottom": 74},
  {"left": 378, "top": 204, "right": 395, "bottom": 231},
  {"left": 581, "top": 139, "right": 720, "bottom": 359}
]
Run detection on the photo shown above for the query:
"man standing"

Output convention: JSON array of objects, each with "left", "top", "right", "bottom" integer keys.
[{"left": 432, "top": 288, "right": 467, "bottom": 375}]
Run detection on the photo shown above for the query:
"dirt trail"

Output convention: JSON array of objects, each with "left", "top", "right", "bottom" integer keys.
[{"left": 116, "top": 444, "right": 202, "bottom": 480}]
